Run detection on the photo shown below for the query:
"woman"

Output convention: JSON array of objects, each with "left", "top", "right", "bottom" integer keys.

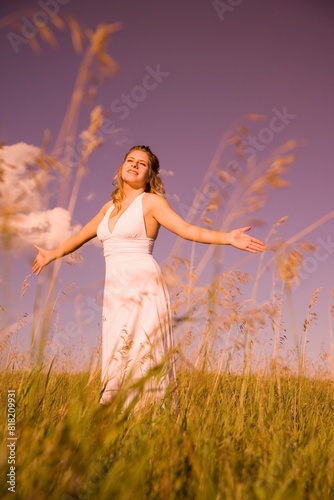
[{"left": 32, "top": 145, "right": 265, "bottom": 404}]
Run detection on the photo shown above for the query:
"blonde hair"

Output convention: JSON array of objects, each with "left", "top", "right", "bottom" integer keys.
[{"left": 111, "top": 145, "right": 166, "bottom": 213}]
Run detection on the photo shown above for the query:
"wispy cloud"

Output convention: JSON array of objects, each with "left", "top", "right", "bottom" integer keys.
[
  {"left": 0, "top": 142, "right": 48, "bottom": 212},
  {"left": 0, "top": 142, "right": 81, "bottom": 251},
  {"left": 10, "top": 207, "right": 81, "bottom": 249}
]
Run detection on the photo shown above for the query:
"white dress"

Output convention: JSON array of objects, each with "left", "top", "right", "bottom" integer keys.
[{"left": 96, "top": 192, "right": 175, "bottom": 404}]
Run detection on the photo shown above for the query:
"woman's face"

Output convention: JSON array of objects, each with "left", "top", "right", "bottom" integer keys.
[{"left": 121, "top": 150, "right": 150, "bottom": 188}]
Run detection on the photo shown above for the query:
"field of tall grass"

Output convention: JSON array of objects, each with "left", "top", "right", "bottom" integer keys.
[
  {"left": 1, "top": 367, "right": 334, "bottom": 499},
  {"left": 1, "top": 11, "right": 334, "bottom": 499}
]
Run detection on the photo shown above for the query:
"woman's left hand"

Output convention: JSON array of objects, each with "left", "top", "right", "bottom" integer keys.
[{"left": 229, "top": 226, "right": 266, "bottom": 253}]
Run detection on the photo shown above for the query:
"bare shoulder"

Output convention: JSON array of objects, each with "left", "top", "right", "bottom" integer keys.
[
  {"left": 99, "top": 199, "right": 114, "bottom": 215},
  {"left": 143, "top": 192, "right": 169, "bottom": 210}
]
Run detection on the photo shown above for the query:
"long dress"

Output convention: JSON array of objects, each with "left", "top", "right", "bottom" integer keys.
[{"left": 96, "top": 192, "right": 175, "bottom": 404}]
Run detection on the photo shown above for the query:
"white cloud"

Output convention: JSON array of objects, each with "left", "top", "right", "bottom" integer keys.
[
  {"left": 0, "top": 142, "right": 41, "bottom": 172},
  {"left": 85, "top": 192, "right": 95, "bottom": 202},
  {"left": 160, "top": 169, "right": 174, "bottom": 177},
  {"left": 10, "top": 207, "right": 82, "bottom": 249},
  {"left": 0, "top": 143, "right": 81, "bottom": 252},
  {"left": 0, "top": 142, "right": 48, "bottom": 213}
]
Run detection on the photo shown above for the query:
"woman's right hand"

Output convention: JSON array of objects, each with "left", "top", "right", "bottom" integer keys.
[{"left": 32, "top": 244, "right": 55, "bottom": 275}]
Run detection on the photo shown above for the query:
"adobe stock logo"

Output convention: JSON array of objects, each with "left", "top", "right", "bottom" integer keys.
[
  {"left": 110, "top": 64, "right": 170, "bottom": 120},
  {"left": 7, "top": 0, "right": 71, "bottom": 54},
  {"left": 61, "top": 64, "right": 170, "bottom": 169},
  {"left": 292, "top": 235, "right": 334, "bottom": 291},
  {"left": 176, "top": 105, "right": 296, "bottom": 219},
  {"left": 213, "top": 0, "right": 244, "bottom": 22},
  {"left": 242, "top": 106, "right": 296, "bottom": 162}
]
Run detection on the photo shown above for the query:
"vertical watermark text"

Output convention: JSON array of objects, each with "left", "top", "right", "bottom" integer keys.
[{"left": 7, "top": 389, "right": 16, "bottom": 493}]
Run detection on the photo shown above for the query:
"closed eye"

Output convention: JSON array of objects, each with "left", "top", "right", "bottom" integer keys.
[{"left": 126, "top": 158, "right": 148, "bottom": 167}]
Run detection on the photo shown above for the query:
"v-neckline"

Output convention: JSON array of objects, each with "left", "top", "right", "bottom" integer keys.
[{"left": 108, "top": 193, "right": 144, "bottom": 235}]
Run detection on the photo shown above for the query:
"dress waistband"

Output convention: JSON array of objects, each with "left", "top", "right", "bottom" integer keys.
[{"left": 103, "top": 236, "right": 155, "bottom": 257}]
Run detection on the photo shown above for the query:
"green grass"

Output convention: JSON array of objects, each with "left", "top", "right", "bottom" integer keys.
[{"left": 1, "top": 368, "right": 334, "bottom": 499}]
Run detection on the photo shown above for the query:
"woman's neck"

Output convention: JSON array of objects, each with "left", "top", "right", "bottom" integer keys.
[{"left": 122, "top": 185, "right": 145, "bottom": 202}]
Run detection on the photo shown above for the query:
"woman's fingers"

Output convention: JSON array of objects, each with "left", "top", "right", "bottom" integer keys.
[
  {"left": 247, "top": 237, "right": 266, "bottom": 253},
  {"left": 251, "top": 236, "right": 265, "bottom": 246},
  {"left": 251, "top": 239, "right": 266, "bottom": 250},
  {"left": 32, "top": 261, "right": 41, "bottom": 274},
  {"left": 233, "top": 229, "right": 266, "bottom": 253},
  {"left": 32, "top": 244, "right": 45, "bottom": 274}
]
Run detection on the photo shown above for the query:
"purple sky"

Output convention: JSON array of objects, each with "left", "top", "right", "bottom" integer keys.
[{"left": 1, "top": 0, "right": 334, "bottom": 370}]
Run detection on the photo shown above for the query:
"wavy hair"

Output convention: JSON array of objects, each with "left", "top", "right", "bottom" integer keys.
[{"left": 111, "top": 145, "right": 166, "bottom": 213}]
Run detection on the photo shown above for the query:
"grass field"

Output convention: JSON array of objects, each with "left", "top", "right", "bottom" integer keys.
[{"left": 1, "top": 367, "right": 334, "bottom": 499}]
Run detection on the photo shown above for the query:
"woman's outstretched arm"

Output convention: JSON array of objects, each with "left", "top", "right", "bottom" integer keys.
[
  {"left": 148, "top": 195, "right": 266, "bottom": 253},
  {"left": 32, "top": 201, "right": 112, "bottom": 275}
]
